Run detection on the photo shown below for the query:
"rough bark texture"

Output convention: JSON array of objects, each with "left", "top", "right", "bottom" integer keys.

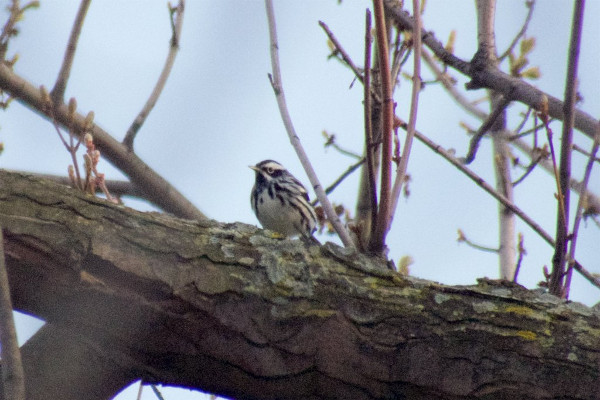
[{"left": 0, "top": 170, "right": 599, "bottom": 400}]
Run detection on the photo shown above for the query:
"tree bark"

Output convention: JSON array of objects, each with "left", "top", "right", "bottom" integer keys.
[{"left": 0, "top": 170, "right": 598, "bottom": 400}]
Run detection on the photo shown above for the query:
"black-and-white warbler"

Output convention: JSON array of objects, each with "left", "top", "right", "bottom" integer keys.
[{"left": 250, "top": 160, "right": 317, "bottom": 238}]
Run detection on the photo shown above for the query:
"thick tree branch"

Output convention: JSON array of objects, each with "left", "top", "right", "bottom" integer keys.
[
  {"left": 0, "top": 64, "right": 205, "bottom": 220},
  {"left": 383, "top": 0, "right": 599, "bottom": 141},
  {"left": 0, "top": 170, "right": 599, "bottom": 400}
]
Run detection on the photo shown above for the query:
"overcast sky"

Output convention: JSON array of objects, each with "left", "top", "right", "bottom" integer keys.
[{"left": 2, "top": 1, "right": 599, "bottom": 399}]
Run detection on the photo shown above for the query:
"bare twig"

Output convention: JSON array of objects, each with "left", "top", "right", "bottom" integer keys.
[
  {"left": 461, "top": 95, "right": 511, "bottom": 164},
  {"left": 405, "top": 121, "right": 600, "bottom": 291},
  {"left": 319, "top": 21, "right": 363, "bottom": 84},
  {"left": 422, "top": 35, "right": 600, "bottom": 223},
  {"left": 312, "top": 158, "right": 366, "bottom": 206},
  {"left": 550, "top": 0, "right": 584, "bottom": 297},
  {"left": 512, "top": 138, "right": 600, "bottom": 212},
  {"left": 512, "top": 233, "right": 526, "bottom": 282},
  {"left": 564, "top": 123, "right": 599, "bottom": 298},
  {"left": 511, "top": 150, "right": 544, "bottom": 186},
  {"left": 151, "top": 384, "right": 166, "bottom": 400},
  {"left": 44, "top": 95, "right": 84, "bottom": 190},
  {"left": 457, "top": 229, "right": 499, "bottom": 253},
  {"left": 363, "top": 8, "right": 378, "bottom": 241},
  {"left": 422, "top": 49, "right": 487, "bottom": 120},
  {"left": 123, "top": 0, "right": 185, "bottom": 151},
  {"left": 572, "top": 143, "right": 600, "bottom": 162},
  {"left": 319, "top": 20, "right": 383, "bottom": 104},
  {"left": 6, "top": 170, "right": 142, "bottom": 199},
  {"left": 136, "top": 381, "right": 144, "bottom": 400},
  {"left": 383, "top": 0, "right": 598, "bottom": 141},
  {"left": 498, "top": 0, "right": 536, "bottom": 61},
  {"left": 264, "top": 0, "right": 354, "bottom": 248},
  {"left": 0, "top": 64, "right": 204, "bottom": 219},
  {"left": 0, "top": 227, "right": 26, "bottom": 400},
  {"left": 368, "top": 0, "right": 393, "bottom": 254},
  {"left": 50, "top": 0, "right": 91, "bottom": 103},
  {"left": 323, "top": 132, "right": 362, "bottom": 160},
  {"left": 389, "top": 0, "right": 422, "bottom": 223}
]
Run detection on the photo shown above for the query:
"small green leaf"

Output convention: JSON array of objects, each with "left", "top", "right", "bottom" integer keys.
[
  {"left": 522, "top": 66, "right": 541, "bottom": 79},
  {"left": 520, "top": 37, "right": 536, "bottom": 55}
]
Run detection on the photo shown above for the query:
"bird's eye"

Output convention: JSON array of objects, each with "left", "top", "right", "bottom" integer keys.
[{"left": 266, "top": 167, "right": 274, "bottom": 174}]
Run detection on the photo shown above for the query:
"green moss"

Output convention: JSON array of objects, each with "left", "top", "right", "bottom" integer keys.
[
  {"left": 303, "top": 309, "right": 337, "bottom": 318},
  {"left": 504, "top": 305, "right": 534, "bottom": 316},
  {"left": 516, "top": 330, "right": 537, "bottom": 340}
]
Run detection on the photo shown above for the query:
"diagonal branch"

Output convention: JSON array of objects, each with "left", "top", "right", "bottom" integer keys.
[
  {"left": 123, "top": 1, "right": 185, "bottom": 152},
  {"left": 498, "top": 0, "right": 536, "bottom": 61},
  {"left": 389, "top": 0, "right": 422, "bottom": 224},
  {"left": 565, "top": 122, "right": 599, "bottom": 298},
  {"left": 396, "top": 121, "right": 600, "bottom": 291},
  {"left": 383, "top": 0, "right": 598, "bottom": 142},
  {"left": 0, "top": 64, "right": 205, "bottom": 220},
  {"left": 50, "top": 0, "right": 92, "bottom": 103},
  {"left": 264, "top": 0, "right": 353, "bottom": 248},
  {"left": 461, "top": 95, "right": 511, "bottom": 164}
]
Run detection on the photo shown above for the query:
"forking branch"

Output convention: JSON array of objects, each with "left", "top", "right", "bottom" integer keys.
[{"left": 123, "top": 0, "right": 185, "bottom": 151}]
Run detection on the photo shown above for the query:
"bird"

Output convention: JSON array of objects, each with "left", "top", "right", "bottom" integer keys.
[{"left": 249, "top": 160, "right": 317, "bottom": 238}]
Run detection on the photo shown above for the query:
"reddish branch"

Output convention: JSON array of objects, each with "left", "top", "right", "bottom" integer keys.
[
  {"left": 550, "top": 0, "right": 585, "bottom": 297},
  {"left": 368, "top": 0, "right": 394, "bottom": 254}
]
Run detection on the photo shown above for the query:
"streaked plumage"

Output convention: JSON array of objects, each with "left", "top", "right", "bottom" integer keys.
[{"left": 250, "top": 160, "right": 317, "bottom": 238}]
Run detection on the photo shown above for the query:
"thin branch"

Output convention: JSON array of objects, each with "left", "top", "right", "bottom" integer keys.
[
  {"left": 421, "top": 48, "right": 487, "bottom": 120},
  {"left": 389, "top": 0, "right": 422, "bottom": 223},
  {"left": 264, "top": 0, "right": 353, "bottom": 248},
  {"left": 511, "top": 152, "right": 543, "bottom": 186},
  {"left": 363, "top": 8, "right": 378, "bottom": 241},
  {"left": 6, "top": 171, "right": 144, "bottom": 199},
  {"left": 0, "top": 64, "right": 205, "bottom": 219},
  {"left": 319, "top": 20, "right": 383, "bottom": 104},
  {"left": 312, "top": 158, "right": 366, "bottom": 206},
  {"left": 150, "top": 385, "right": 166, "bottom": 400},
  {"left": 404, "top": 121, "right": 600, "bottom": 291},
  {"left": 319, "top": 21, "right": 363, "bottom": 84},
  {"left": 457, "top": 229, "right": 499, "bottom": 253},
  {"left": 123, "top": 0, "right": 185, "bottom": 151},
  {"left": 498, "top": 0, "right": 536, "bottom": 61},
  {"left": 513, "top": 137, "right": 600, "bottom": 212},
  {"left": 564, "top": 123, "right": 599, "bottom": 298},
  {"left": 572, "top": 143, "right": 600, "bottom": 163},
  {"left": 512, "top": 233, "right": 526, "bottom": 282},
  {"left": 461, "top": 95, "right": 511, "bottom": 164},
  {"left": 323, "top": 132, "right": 362, "bottom": 160},
  {"left": 422, "top": 36, "right": 600, "bottom": 219},
  {"left": 136, "top": 381, "right": 144, "bottom": 400},
  {"left": 50, "top": 0, "right": 92, "bottom": 103},
  {"left": 368, "top": 0, "right": 393, "bottom": 254},
  {"left": 550, "top": 0, "right": 584, "bottom": 297},
  {"left": 383, "top": 0, "right": 598, "bottom": 142},
  {"left": 0, "top": 227, "right": 26, "bottom": 400},
  {"left": 409, "top": 122, "right": 551, "bottom": 244}
]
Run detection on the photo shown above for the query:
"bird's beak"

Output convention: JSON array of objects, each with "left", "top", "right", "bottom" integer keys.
[{"left": 249, "top": 165, "right": 259, "bottom": 172}]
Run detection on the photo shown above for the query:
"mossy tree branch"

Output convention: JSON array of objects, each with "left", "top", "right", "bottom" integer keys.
[{"left": 0, "top": 170, "right": 598, "bottom": 400}]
